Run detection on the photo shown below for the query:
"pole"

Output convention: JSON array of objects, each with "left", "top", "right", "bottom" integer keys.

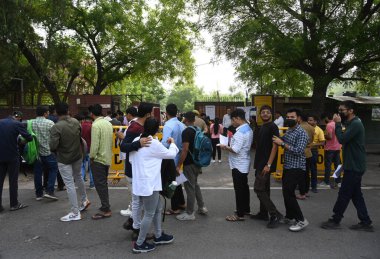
[{"left": 11, "top": 77, "right": 24, "bottom": 107}]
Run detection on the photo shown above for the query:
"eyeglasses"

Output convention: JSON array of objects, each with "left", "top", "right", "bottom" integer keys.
[{"left": 338, "top": 109, "right": 347, "bottom": 112}]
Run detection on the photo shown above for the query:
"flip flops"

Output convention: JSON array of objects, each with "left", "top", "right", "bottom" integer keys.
[
  {"left": 92, "top": 212, "right": 112, "bottom": 220},
  {"left": 10, "top": 203, "right": 28, "bottom": 211},
  {"left": 225, "top": 215, "right": 245, "bottom": 222}
]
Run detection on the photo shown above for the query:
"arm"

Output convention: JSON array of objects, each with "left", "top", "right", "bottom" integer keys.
[
  {"left": 335, "top": 122, "right": 360, "bottom": 145},
  {"left": 262, "top": 126, "right": 280, "bottom": 175},
  {"left": 89, "top": 125, "right": 100, "bottom": 160},
  {"left": 153, "top": 140, "right": 179, "bottom": 159},
  {"left": 49, "top": 126, "right": 60, "bottom": 152},
  {"left": 161, "top": 125, "right": 173, "bottom": 148},
  {"left": 17, "top": 123, "right": 32, "bottom": 142},
  {"left": 176, "top": 142, "right": 189, "bottom": 172}
]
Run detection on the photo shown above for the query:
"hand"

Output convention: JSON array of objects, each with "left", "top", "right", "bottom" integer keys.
[
  {"left": 115, "top": 131, "right": 124, "bottom": 140},
  {"left": 176, "top": 166, "right": 181, "bottom": 176},
  {"left": 167, "top": 137, "right": 175, "bottom": 145},
  {"left": 261, "top": 165, "right": 270, "bottom": 176},
  {"left": 139, "top": 137, "right": 152, "bottom": 147},
  {"left": 219, "top": 144, "right": 227, "bottom": 150},
  {"left": 272, "top": 136, "right": 283, "bottom": 146},
  {"left": 333, "top": 113, "right": 341, "bottom": 123}
]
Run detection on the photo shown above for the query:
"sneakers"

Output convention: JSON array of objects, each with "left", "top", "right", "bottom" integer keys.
[
  {"left": 267, "top": 214, "right": 283, "bottom": 229},
  {"left": 197, "top": 207, "right": 208, "bottom": 215},
  {"left": 176, "top": 212, "right": 195, "bottom": 221},
  {"left": 250, "top": 212, "right": 269, "bottom": 221},
  {"left": 154, "top": 232, "right": 174, "bottom": 245},
  {"left": 123, "top": 217, "right": 134, "bottom": 230},
  {"left": 43, "top": 193, "right": 58, "bottom": 201},
  {"left": 218, "top": 160, "right": 222, "bottom": 163},
  {"left": 79, "top": 199, "right": 91, "bottom": 212},
  {"left": 36, "top": 196, "right": 43, "bottom": 201},
  {"left": 349, "top": 222, "right": 374, "bottom": 232},
  {"left": 211, "top": 160, "right": 216, "bottom": 163},
  {"left": 60, "top": 212, "right": 81, "bottom": 222},
  {"left": 133, "top": 241, "right": 155, "bottom": 253},
  {"left": 120, "top": 206, "right": 132, "bottom": 217},
  {"left": 280, "top": 217, "right": 296, "bottom": 225},
  {"left": 321, "top": 218, "right": 341, "bottom": 230},
  {"left": 289, "top": 219, "right": 309, "bottom": 232}
]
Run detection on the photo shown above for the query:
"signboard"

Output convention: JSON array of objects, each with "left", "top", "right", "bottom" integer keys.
[
  {"left": 252, "top": 95, "right": 274, "bottom": 126},
  {"left": 205, "top": 105, "right": 216, "bottom": 120},
  {"left": 110, "top": 127, "right": 125, "bottom": 171},
  {"left": 372, "top": 107, "right": 380, "bottom": 121}
]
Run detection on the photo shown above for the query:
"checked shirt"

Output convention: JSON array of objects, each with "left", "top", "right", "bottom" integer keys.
[
  {"left": 32, "top": 116, "right": 55, "bottom": 156},
  {"left": 282, "top": 124, "right": 309, "bottom": 170}
]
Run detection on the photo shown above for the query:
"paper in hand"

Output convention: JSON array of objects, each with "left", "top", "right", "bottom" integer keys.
[
  {"left": 218, "top": 135, "right": 229, "bottom": 146},
  {"left": 332, "top": 164, "right": 343, "bottom": 178},
  {"left": 176, "top": 173, "right": 188, "bottom": 185}
]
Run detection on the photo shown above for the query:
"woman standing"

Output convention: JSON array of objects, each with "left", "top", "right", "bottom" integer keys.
[{"left": 210, "top": 117, "right": 223, "bottom": 162}]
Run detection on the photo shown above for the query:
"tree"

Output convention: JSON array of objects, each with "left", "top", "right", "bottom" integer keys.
[
  {"left": 201, "top": 0, "right": 380, "bottom": 114},
  {"left": 167, "top": 84, "right": 204, "bottom": 111}
]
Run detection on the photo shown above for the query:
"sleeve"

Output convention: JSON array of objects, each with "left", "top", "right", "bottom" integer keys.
[
  {"left": 152, "top": 141, "right": 179, "bottom": 159},
  {"left": 272, "top": 124, "right": 280, "bottom": 137},
  {"left": 49, "top": 125, "right": 60, "bottom": 152},
  {"left": 335, "top": 121, "right": 360, "bottom": 144},
  {"left": 18, "top": 123, "right": 32, "bottom": 142},
  {"left": 89, "top": 125, "right": 100, "bottom": 159},
  {"left": 230, "top": 132, "right": 244, "bottom": 153},
  {"left": 120, "top": 130, "right": 142, "bottom": 153},
  {"left": 287, "top": 131, "right": 308, "bottom": 155},
  {"left": 161, "top": 125, "right": 173, "bottom": 148},
  {"left": 318, "top": 128, "right": 326, "bottom": 142},
  {"left": 182, "top": 129, "right": 191, "bottom": 144}
]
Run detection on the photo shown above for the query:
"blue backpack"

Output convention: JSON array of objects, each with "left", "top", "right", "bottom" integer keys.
[{"left": 189, "top": 126, "right": 212, "bottom": 167}]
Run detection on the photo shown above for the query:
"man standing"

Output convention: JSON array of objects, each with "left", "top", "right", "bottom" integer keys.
[
  {"left": 162, "top": 104, "right": 186, "bottom": 214},
  {"left": 32, "top": 106, "right": 58, "bottom": 200},
  {"left": 176, "top": 112, "right": 208, "bottom": 221},
  {"left": 50, "top": 103, "right": 90, "bottom": 221},
  {"left": 193, "top": 110, "right": 208, "bottom": 134},
  {"left": 89, "top": 104, "right": 113, "bottom": 220},
  {"left": 0, "top": 114, "right": 32, "bottom": 212},
  {"left": 274, "top": 111, "right": 284, "bottom": 128},
  {"left": 321, "top": 101, "right": 373, "bottom": 232},
  {"left": 81, "top": 112, "right": 94, "bottom": 189},
  {"left": 222, "top": 108, "right": 232, "bottom": 135},
  {"left": 273, "top": 108, "right": 309, "bottom": 232},
  {"left": 220, "top": 109, "right": 253, "bottom": 222},
  {"left": 251, "top": 105, "right": 283, "bottom": 228}
]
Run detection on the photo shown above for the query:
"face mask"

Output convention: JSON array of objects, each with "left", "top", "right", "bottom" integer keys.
[
  {"left": 284, "top": 119, "right": 297, "bottom": 127},
  {"left": 339, "top": 113, "right": 347, "bottom": 121}
]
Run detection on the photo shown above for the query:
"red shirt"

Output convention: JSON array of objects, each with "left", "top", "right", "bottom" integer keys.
[{"left": 81, "top": 120, "right": 92, "bottom": 151}]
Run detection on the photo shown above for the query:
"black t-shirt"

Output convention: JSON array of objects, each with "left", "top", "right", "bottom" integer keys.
[
  {"left": 254, "top": 122, "right": 279, "bottom": 172},
  {"left": 182, "top": 127, "right": 196, "bottom": 165}
]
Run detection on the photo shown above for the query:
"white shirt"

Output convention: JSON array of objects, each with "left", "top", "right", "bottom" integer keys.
[
  {"left": 129, "top": 137, "right": 178, "bottom": 196},
  {"left": 105, "top": 116, "right": 112, "bottom": 122},
  {"left": 274, "top": 116, "right": 284, "bottom": 128},
  {"left": 228, "top": 123, "right": 253, "bottom": 174},
  {"left": 222, "top": 114, "right": 231, "bottom": 128}
]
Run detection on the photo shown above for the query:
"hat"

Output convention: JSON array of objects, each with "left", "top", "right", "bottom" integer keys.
[
  {"left": 13, "top": 111, "right": 23, "bottom": 118},
  {"left": 192, "top": 110, "right": 200, "bottom": 116}
]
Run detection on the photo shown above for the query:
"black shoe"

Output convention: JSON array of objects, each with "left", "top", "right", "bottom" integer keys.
[
  {"left": 123, "top": 217, "right": 133, "bottom": 230},
  {"left": 267, "top": 214, "right": 281, "bottom": 228},
  {"left": 321, "top": 219, "right": 341, "bottom": 230},
  {"left": 10, "top": 203, "right": 28, "bottom": 211},
  {"left": 349, "top": 222, "right": 374, "bottom": 232},
  {"left": 250, "top": 212, "right": 269, "bottom": 221},
  {"left": 132, "top": 241, "right": 155, "bottom": 253}
]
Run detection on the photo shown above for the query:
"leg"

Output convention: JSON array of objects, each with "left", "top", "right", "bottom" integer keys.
[
  {"left": 232, "top": 169, "right": 249, "bottom": 217},
  {"left": 216, "top": 139, "right": 222, "bottom": 160},
  {"left": 136, "top": 192, "right": 160, "bottom": 246},
  {"left": 171, "top": 185, "right": 185, "bottom": 211},
  {"left": 42, "top": 154, "right": 58, "bottom": 195},
  {"left": 91, "top": 162, "right": 111, "bottom": 212},
  {"left": 58, "top": 163, "right": 80, "bottom": 214},
  {"left": 254, "top": 171, "right": 276, "bottom": 215},
  {"left": 211, "top": 138, "right": 217, "bottom": 160},
  {"left": 8, "top": 159, "right": 20, "bottom": 207},
  {"left": 332, "top": 150, "right": 342, "bottom": 184},
  {"left": 33, "top": 159, "right": 44, "bottom": 197},
  {"left": 0, "top": 162, "right": 7, "bottom": 208},
  {"left": 57, "top": 172, "right": 65, "bottom": 190},
  {"left": 132, "top": 193, "right": 143, "bottom": 229},
  {"left": 350, "top": 174, "right": 372, "bottom": 225},
  {"left": 183, "top": 165, "right": 197, "bottom": 214},
  {"left": 72, "top": 159, "right": 87, "bottom": 204},
  {"left": 332, "top": 170, "right": 356, "bottom": 223},
  {"left": 310, "top": 149, "right": 319, "bottom": 186},
  {"left": 282, "top": 169, "right": 304, "bottom": 221},
  {"left": 324, "top": 150, "right": 333, "bottom": 185}
]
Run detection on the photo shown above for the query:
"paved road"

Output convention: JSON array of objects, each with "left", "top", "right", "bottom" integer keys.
[{"left": 1, "top": 153, "right": 380, "bottom": 258}]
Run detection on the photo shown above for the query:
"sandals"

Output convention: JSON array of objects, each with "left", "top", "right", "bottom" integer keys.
[
  {"left": 164, "top": 209, "right": 182, "bottom": 215},
  {"left": 225, "top": 215, "right": 245, "bottom": 222},
  {"left": 10, "top": 203, "right": 28, "bottom": 211},
  {"left": 92, "top": 211, "right": 112, "bottom": 220}
]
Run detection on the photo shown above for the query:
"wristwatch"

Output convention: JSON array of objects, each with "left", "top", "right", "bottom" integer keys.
[{"left": 281, "top": 142, "right": 286, "bottom": 147}]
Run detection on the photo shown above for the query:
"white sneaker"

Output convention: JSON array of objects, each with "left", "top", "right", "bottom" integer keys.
[
  {"left": 79, "top": 199, "right": 91, "bottom": 212},
  {"left": 36, "top": 196, "right": 43, "bottom": 201},
  {"left": 60, "top": 212, "right": 81, "bottom": 222},
  {"left": 43, "top": 193, "right": 58, "bottom": 200},
  {"left": 211, "top": 160, "right": 216, "bottom": 163},
  {"left": 289, "top": 219, "right": 309, "bottom": 232},
  {"left": 218, "top": 160, "right": 222, "bottom": 163},
  {"left": 120, "top": 207, "right": 132, "bottom": 217},
  {"left": 176, "top": 212, "right": 195, "bottom": 221},
  {"left": 197, "top": 207, "right": 208, "bottom": 215}
]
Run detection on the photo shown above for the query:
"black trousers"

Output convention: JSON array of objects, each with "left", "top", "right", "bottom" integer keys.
[
  {"left": 211, "top": 138, "right": 221, "bottom": 160},
  {"left": 299, "top": 157, "right": 311, "bottom": 195},
  {"left": 254, "top": 170, "right": 278, "bottom": 216},
  {"left": 171, "top": 185, "right": 185, "bottom": 210},
  {"left": 232, "top": 168, "right": 250, "bottom": 217},
  {"left": 282, "top": 169, "right": 305, "bottom": 221},
  {"left": 0, "top": 159, "right": 20, "bottom": 208},
  {"left": 91, "top": 161, "right": 111, "bottom": 212}
]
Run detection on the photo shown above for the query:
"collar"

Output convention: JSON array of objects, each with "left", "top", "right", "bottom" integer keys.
[
  {"left": 236, "top": 123, "right": 248, "bottom": 131},
  {"left": 94, "top": 116, "right": 104, "bottom": 122}
]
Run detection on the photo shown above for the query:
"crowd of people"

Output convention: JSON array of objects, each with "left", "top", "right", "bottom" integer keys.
[{"left": 0, "top": 99, "right": 374, "bottom": 254}]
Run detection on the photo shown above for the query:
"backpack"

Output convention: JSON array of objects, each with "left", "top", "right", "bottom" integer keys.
[
  {"left": 22, "top": 120, "right": 39, "bottom": 164},
  {"left": 189, "top": 126, "right": 212, "bottom": 167}
]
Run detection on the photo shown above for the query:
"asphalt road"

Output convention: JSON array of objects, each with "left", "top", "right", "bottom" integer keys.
[{"left": 1, "top": 153, "right": 379, "bottom": 258}]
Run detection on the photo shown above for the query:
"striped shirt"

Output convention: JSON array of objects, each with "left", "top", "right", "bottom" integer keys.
[
  {"left": 90, "top": 117, "right": 113, "bottom": 166},
  {"left": 32, "top": 117, "right": 55, "bottom": 156},
  {"left": 228, "top": 123, "right": 253, "bottom": 174},
  {"left": 282, "top": 124, "right": 309, "bottom": 170}
]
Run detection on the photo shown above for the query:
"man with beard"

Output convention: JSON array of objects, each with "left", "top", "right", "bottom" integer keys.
[
  {"left": 321, "top": 101, "right": 373, "bottom": 232},
  {"left": 251, "top": 105, "right": 283, "bottom": 228}
]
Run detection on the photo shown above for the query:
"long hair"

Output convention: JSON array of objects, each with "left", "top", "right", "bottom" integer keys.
[{"left": 213, "top": 117, "right": 220, "bottom": 135}]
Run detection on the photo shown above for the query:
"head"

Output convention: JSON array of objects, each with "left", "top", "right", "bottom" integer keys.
[
  {"left": 74, "top": 113, "right": 84, "bottom": 122},
  {"left": 285, "top": 108, "right": 302, "bottom": 128},
  {"left": 48, "top": 105, "right": 56, "bottom": 115},
  {"left": 137, "top": 102, "right": 154, "bottom": 119},
  {"left": 230, "top": 109, "right": 246, "bottom": 127},
  {"left": 89, "top": 104, "right": 102, "bottom": 119},
  {"left": 200, "top": 113, "right": 206, "bottom": 120},
  {"left": 166, "top": 103, "right": 178, "bottom": 119},
  {"left": 56, "top": 102, "right": 69, "bottom": 116},
  {"left": 142, "top": 118, "right": 160, "bottom": 137},
  {"left": 36, "top": 106, "right": 49, "bottom": 118},
  {"left": 321, "top": 112, "right": 333, "bottom": 123},
  {"left": 226, "top": 108, "right": 231, "bottom": 115},
  {"left": 183, "top": 111, "right": 195, "bottom": 126},
  {"left": 259, "top": 105, "right": 272, "bottom": 123},
  {"left": 307, "top": 114, "right": 319, "bottom": 127},
  {"left": 13, "top": 111, "right": 23, "bottom": 121},
  {"left": 338, "top": 100, "right": 356, "bottom": 121},
  {"left": 111, "top": 112, "right": 118, "bottom": 119},
  {"left": 126, "top": 106, "right": 138, "bottom": 121},
  {"left": 274, "top": 111, "right": 282, "bottom": 119},
  {"left": 106, "top": 110, "right": 112, "bottom": 117},
  {"left": 192, "top": 110, "right": 200, "bottom": 117}
]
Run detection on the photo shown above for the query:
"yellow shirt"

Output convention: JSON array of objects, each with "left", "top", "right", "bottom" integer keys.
[{"left": 313, "top": 125, "right": 325, "bottom": 144}]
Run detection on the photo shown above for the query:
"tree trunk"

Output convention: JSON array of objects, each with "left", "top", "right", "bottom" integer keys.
[{"left": 311, "top": 76, "right": 332, "bottom": 116}]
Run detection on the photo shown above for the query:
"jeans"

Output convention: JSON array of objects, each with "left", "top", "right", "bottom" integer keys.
[
  {"left": 81, "top": 154, "right": 94, "bottom": 187},
  {"left": 136, "top": 191, "right": 162, "bottom": 246},
  {"left": 254, "top": 170, "right": 278, "bottom": 216},
  {"left": 310, "top": 149, "right": 318, "bottom": 188},
  {"left": 0, "top": 159, "right": 20, "bottom": 207},
  {"left": 58, "top": 159, "right": 87, "bottom": 214},
  {"left": 325, "top": 150, "right": 341, "bottom": 184},
  {"left": 300, "top": 157, "right": 312, "bottom": 194},
  {"left": 282, "top": 169, "right": 305, "bottom": 221},
  {"left": 211, "top": 138, "right": 221, "bottom": 160},
  {"left": 183, "top": 164, "right": 205, "bottom": 214},
  {"left": 90, "top": 161, "right": 111, "bottom": 212},
  {"left": 232, "top": 168, "right": 250, "bottom": 217},
  {"left": 34, "top": 154, "right": 58, "bottom": 196},
  {"left": 332, "top": 170, "right": 372, "bottom": 225},
  {"left": 132, "top": 192, "right": 143, "bottom": 229}
]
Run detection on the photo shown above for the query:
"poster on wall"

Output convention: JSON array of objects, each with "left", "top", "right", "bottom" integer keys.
[
  {"left": 205, "top": 105, "right": 216, "bottom": 120},
  {"left": 372, "top": 107, "right": 380, "bottom": 121}
]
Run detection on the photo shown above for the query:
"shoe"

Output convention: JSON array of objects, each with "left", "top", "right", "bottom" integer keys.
[
  {"left": 89, "top": 185, "right": 95, "bottom": 189},
  {"left": 250, "top": 212, "right": 269, "bottom": 221},
  {"left": 319, "top": 182, "right": 329, "bottom": 187},
  {"left": 267, "top": 214, "right": 282, "bottom": 229},
  {"left": 36, "top": 196, "right": 43, "bottom": 201},
  {"left": 120, "top": 206, "right": 132, "bottom": 217},
  {"left": 321, "top": 218, "right": 341, "bottom": 230},
  {"left": 296, "top": 194, "right": 306, "bottom": 200},
  {"left": 197, "top": 207, "right": 208, "bottom": 215},
  {"left": 311, "top": 188, "right": 318, "bottom": 193},
  {"left": 211, "top": 160, "right": 216, "bottom": 163},
  {"left": 10, "top": 203, "right": 28, "bottom": 211},
  {"left": 280, "top": 217, "right": 296, "bottom": 225},
  {"left": 123, "top": 217, "right": 134, "bottom": 230},
  {"left": 79, "top": 199, "right": 91, "bottom": 212},
  {"left": 57, "top": 186, "right": 66, "bottom": 191},
  {"left": 218, "top": 160, "right": 222, "bottom": 163},
  {"left": 176, "top": 212, "right": 195, "bottom": 221},
  {"left": 337, "top": 183, "right": 341, "bottom": 188},
  {"left": 154, "top": 232, "right": 174, "bottom": 245},
  {"left": 60, "top": 212, "right": 81, "bottom": 222},
  {"left": 289, "top": 219, "right": 309, "bottom": 232},
  {"left": 133, "top": 241, "right": 155, "bottom": 253},
  {"left": 349, "top": 222, "right": 374, "bottom": 232},
  {"left": 43, "top": 193, "right": 58, "bottom": 201}
]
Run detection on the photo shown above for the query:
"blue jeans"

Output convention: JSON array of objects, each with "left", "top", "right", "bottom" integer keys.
[
  {"left": 310, "top": 149, "right": 318, "bottom": 188},
  {"left": 324, "top": 150, "right": 341, "bottom": 184},
  {"left": 81, "top": 154, "right": 94, "bottom": 187},
  {"left": 332, "top": 170, "right": 371, "bottom": 225},
  {"left": 34, "top": 154, "right": 58, "bottom": 196}
]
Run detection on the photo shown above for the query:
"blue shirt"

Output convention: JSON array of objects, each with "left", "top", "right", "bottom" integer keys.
[
  {"left": 282, "top": 124, "right": 309, "bottom": 170},
  {"left": 162, "top": 117, "right": 185, "bottom": 166},
  {"left": 0, "top": 117, "right": 32, "bottom": 162}
]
